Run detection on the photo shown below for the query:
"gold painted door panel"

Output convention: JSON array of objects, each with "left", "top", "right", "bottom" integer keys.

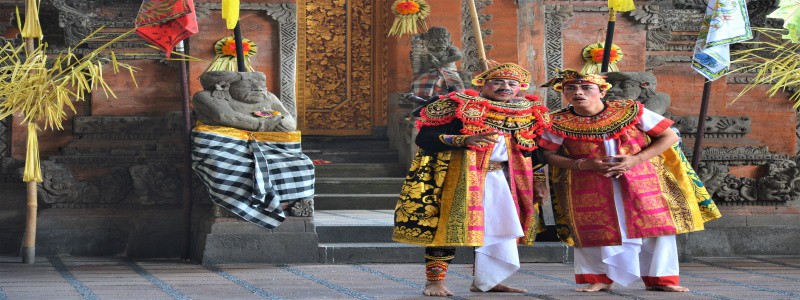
[{"left": 296, "top": 0, "right": 387, "bottom": 135}]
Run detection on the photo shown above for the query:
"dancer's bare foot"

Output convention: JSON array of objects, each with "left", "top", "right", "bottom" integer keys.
[
  {"left": 575, "top": 283, "right": 613, "bottom": 292},
  {"left": 646, "top": 285, "right": 690, "bottom": 292},
  {"left": 423, "top": 281, "right": 453, "bottom": 297},
  {"left": 469, "top": 283, "right": 527, "bottom": 293}
]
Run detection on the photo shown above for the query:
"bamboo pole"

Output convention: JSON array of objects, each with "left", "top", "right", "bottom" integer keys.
[
  {"left": 466, "top": 0, "right": 488, "bottom": 71},
  {"left": 21, "top": 38, "right": 37, "bottom": 264}
]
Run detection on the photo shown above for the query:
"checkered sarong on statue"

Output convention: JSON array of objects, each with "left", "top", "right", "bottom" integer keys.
[
  {"left": 411, "top": 69, "right": 464, "bottom": 97},
  {"left": 192, "top": 123, "right": 315, "bottom": 229}
]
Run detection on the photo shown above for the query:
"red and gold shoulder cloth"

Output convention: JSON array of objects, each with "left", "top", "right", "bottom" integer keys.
[
  {"left": 417, "top": 90, "right": 550, "bottom": 151},
  {"left": 548, "top": 99, "right": 643, "bottom": 141}
]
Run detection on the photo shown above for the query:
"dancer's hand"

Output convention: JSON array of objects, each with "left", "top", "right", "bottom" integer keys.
[{"left": 464, "top": 132, "right": 498, "bottom": 147}]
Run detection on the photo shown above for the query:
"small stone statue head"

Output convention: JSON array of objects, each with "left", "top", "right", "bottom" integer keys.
[
  {"left": 199, "top": 71, "right": 240, "bottom": 101},
  {"left": 422, "top": 26, "right": 452, "bottom": 53},
  {"left": 602, "top": 71, "right": 671, "bottom": 115}
]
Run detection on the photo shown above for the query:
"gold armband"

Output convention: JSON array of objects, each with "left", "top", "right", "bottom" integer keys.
[{"left": 438, "top": 134, "right": 467, "bottom": 147}]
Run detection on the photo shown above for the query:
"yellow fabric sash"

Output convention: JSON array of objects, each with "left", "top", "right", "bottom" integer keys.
[{"left": 194, "top": 122, "right": 301, "bottom": 143}]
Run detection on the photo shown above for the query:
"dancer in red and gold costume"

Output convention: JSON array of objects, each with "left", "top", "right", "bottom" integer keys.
[
  {"left": 393, "top": 62, "right": 550, "bottom": 296},
  {"left": 539, "top": 70, "right": 722, "bottom": 292}
]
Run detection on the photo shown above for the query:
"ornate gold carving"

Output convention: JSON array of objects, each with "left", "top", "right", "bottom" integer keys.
[{"left": 298, "top": 0, "right": 385, "bottom": 134}]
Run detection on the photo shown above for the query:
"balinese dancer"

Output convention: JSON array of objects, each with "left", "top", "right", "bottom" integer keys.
[
  {"left": 538, "top": 69, "right": 722, "bottom": 292},
  {"left": 393, "top": 62, "right": 550, "bottom": 296}
]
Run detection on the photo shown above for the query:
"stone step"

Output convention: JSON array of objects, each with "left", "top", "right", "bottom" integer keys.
[
  {"left": 315, "top": 178, "right": 404, "bottom": 194},
  {"left": 302, "top": 137, "right": 391, "bottom": 150},
  {"left": 314, "top": 163, "right": 405, "bottom": 177},
  {"left": 314, "top": 210, "right": 561, "bottom": 243},
  {"left": 314, "top": 194, "right": 398, "bottom": 210},
  {"left": 304, "top": 150, "right": 400, "bottom": 163},
  {"left": 317, "top": 242, "right": 572, "bottom": 264}
]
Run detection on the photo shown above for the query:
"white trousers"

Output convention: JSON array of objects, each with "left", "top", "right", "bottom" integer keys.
[
  {"left": 472, "top": 167, "right": 524, "bottom": 291},
  {"left": 573, "top": 176, "right": 680, "bottom": 286}
]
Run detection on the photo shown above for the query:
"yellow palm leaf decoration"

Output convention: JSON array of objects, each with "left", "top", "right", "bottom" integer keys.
[
  {"left": 0, "top": 29, "right": 138, "bottom": 182},
  {"left": 730, "top": 28, "right": 800, "bottom": 107},
  {"left": 608, "top": 0, "right": 636, "bottom": 12},
  {"left": 221, "top": 0, "right": 240, "bottom": 30},
  {"left": 20, "top": 0, "right": 42, "bottom": 39},
  {"left": 389, "top": 0, "right": 431, "bottom": 37}
]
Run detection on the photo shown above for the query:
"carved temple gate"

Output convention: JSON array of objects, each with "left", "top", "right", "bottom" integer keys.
[{"left": 296, "top": 0, "right": 388, "bottom": 135}]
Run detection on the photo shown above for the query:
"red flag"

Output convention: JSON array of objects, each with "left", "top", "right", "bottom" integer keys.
[{"left": 135, "top": 0, "right": 199, "bottom": 58}]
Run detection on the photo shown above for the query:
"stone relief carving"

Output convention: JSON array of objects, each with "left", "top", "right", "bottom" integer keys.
[
  {"left": 544, "top": 4, "right": 573, "bottom": 110},
  {"left": 698, "top": 160, "right": 798, "bottom": 204},
  {"left": 757, "top": 159, "right": 800, "bottom": 202},
  {"left": 51, "top": 0, "right": 142, "bottom": 48},
  {"left": 683, "top": 146, "right": 786, "bottom": 166},
  {"left": 0, "top": 116, "right": 9, "bottom": 158},
  {"left": 796, "top": 112, "right": 800, "bottom": 157},
  {"left": 196, "top": 3, "right": 298, "bottom": 118},
  {"left": 29, "top": 161, "right": 168, "bottom": 207},
  {"left": 289, "top": 199, "right": 314, "bottom": 217},
  {"left": 130, "top": 163, "right": 180, "bottom": 205},
  {"left": 672, "top": 116, "right": 751, "bottom": 139},
  {"left": 461, "top": 0, "right": 493, "bottom": 74}
]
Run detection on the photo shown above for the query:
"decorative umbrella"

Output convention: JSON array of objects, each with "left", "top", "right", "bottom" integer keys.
[{"left": 135, "top": 0, "right": 199, "bottom": 58}]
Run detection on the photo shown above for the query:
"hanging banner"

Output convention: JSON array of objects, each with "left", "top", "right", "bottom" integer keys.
[{"left": 691, "top": 0, "right": 752, "bottom": 80}]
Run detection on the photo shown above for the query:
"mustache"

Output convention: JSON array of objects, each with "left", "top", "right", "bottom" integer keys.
[{"left": 494, "top": 89, "right": 513, "bottom": 94}]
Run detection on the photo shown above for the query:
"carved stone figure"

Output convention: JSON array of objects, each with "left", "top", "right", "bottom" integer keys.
[
  {"left": 130, "top": 163, "right": 180, "bottom": 205},
  {"left": 409, "top": 26, "right": 465, "bottom": 98},
  {"left": 194, "top": 71, "right": 296, "bottom": 132},
  {"left": 717, "top": 175, "right": 758, "bottom": 202},
  {"left": 697, "top": 162, "right": 730, "bottom": 195},
  {"left": 603, "top": 72, "right": 671, "bottom": 115},
  {"left": 37, "top": 161, "right": 80, "bottom": 204},
  {"left": 289, "top": 199, "right": 314, "bottom": 217},
  {"left": 757, "top": 159, "right": 800, "bottom": 202}
]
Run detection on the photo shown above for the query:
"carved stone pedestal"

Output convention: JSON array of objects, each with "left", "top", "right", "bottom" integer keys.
[{"left": 191, "top": 205, "right": 319, "bottom": 265}]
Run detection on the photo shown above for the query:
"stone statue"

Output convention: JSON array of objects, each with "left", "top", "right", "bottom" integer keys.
[
  {"left": 409, "top": 26, "right": 465, "bottom": 98},
  {"left": 757, "top": 159, "right": 800, "bottom": 202},
  {"left": 194, "top": 71, "right": 296, "bottom": 132},
  {"left": 602, "top": 72, "right": 671, "bottom": 115}
]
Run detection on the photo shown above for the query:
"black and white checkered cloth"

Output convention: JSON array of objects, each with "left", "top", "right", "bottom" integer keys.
[
  {"left": 192, "top": 130, "right": 315, "bottom": 229},
  {"left": 411, "top": 69, "right": 464, "bottom": 97}
]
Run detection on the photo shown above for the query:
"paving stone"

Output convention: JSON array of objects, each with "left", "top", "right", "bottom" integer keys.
[{"left": 2, "top": 256, "right": 800, "bottom": 299}]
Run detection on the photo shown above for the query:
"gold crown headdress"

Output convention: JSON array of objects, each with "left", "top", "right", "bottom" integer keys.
[
  {"left": 541, "top": 69, "right": 612, "bottom": 92},
  {"left": 471, "top": 63, "right": 531, "bottom": 90}
]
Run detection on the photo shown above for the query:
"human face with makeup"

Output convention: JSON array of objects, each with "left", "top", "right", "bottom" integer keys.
[
  {"left": 562, "top": 82, "right": 606, "bottom": 116},
  {"left": 480, "top": 78, "right": 522, "bottom": 102}
]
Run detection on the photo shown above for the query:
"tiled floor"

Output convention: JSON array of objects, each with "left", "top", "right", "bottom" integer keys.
[{"left": 1, "top": 256, "right": 799, "bottom": 299}]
